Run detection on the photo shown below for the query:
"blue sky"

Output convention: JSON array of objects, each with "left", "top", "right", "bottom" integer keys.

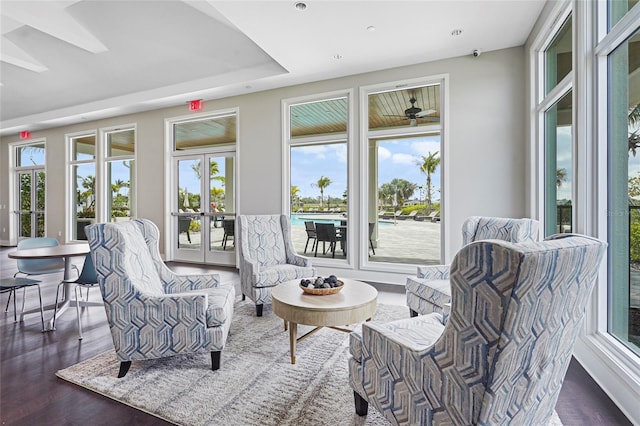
[{"left": 291, "top": 135, "right": 442, "bottom": 202}]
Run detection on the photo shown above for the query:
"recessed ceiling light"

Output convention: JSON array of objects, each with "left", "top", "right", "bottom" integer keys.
[
  {"left": 295, "top": 2, "right": 306, "bottom": 11},
  {"left": 367, "top": 26, "right": 376, "bottom": 32},
  {"left": 333, "top": 54, "right": 343, "bottom": 60},
  {"left": 451, "top": 29, "right": 463, "bottom": 36}
]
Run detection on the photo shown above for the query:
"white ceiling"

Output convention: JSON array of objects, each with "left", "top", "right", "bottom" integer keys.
[{"left": 0, "top": 0, "right": 547, "bottom": 136}]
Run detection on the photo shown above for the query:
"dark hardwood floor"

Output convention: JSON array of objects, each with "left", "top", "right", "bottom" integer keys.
[{"left": 0, "top": 247, "right": 632, "bottom": 425}]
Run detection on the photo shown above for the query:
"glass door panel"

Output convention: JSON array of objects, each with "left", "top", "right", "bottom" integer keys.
[
  {"left": 17, "top": 170, "right": 45, "bottom": 238},
  {"left": 172, "top": 154, "right": 236, "bottom": 265}
]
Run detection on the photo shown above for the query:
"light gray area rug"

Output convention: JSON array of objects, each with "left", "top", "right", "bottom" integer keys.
[{"left": 57, "top": 300, "right": 563, "bottom": 425}]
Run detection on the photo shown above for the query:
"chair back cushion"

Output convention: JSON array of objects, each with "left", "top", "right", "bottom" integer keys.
[
  {"left": 462, "top": 216, "right": 539, "bottom": 245},
  {"left": 16, "top": 237, "right": 65, "bottom": 275},
  {"left": 86, "top": 220, "right": 165, "bottom": 296},
  {"left": 438, "top": 234, "right": 606, "bottom": 424},
  {"left": 76, "top": 254, "right": 98, "bottom": 285},
  {"left": 238, "top": 215, "right": 287, "bottom": 266}
]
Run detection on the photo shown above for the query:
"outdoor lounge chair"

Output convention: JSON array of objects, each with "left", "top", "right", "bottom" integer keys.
[{"left": 398, "top": 210, "right": 418, "bottom": 220}]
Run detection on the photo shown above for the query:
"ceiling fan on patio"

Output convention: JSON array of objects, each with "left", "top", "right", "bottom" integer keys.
[{"left": 385, "top": 97, "right": 439, "bottom": 126}]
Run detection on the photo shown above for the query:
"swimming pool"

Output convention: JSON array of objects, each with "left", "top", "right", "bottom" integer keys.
[{"left": 290, "top": 214, "right": 392, "bottom": 227}]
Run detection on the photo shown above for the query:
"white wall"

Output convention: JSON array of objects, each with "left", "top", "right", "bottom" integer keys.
[{"left": 1, "top": 46, "right": 528, "bottom": 278}]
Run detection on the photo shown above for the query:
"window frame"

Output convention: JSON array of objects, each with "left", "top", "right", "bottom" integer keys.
[
  {"left": 359, "top": 76, "right": 449, "bottom": 274},
  {"left": 282, "top": 89, "right": 354, "bottom": 267},
  {"left": 65, "top": 124, "right": 137, "bottom": 242}
]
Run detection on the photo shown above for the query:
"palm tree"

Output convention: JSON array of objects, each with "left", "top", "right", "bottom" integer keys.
[
  {"left": 290, "top": 185, "right": 301, "bottom": 208},
  {"left": 629, "top": 104, "right": 640, "bottom": 156},
  {"left": 379, "top": 179, "right": 417, "bottom": 209},
  {"left": 556, "top": 168, "right": 567, "bottom": 187},
  {"left": 417, "top": 152, "right": 440, "bottom": 212},
  {"left": 312, "top": 176, "right": 332, "bottom": 207}
]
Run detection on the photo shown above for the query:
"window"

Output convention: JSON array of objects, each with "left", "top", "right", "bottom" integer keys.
[
  {"left": 286, "top": 95, "right": 349, "bottom": 259},
  {"left": 544, "top": 91, "right": 573, "bottom": 235},
  {"left": 364, "top": 82, "right": 442, "bottom": 267},
  {"left": 545, "top": 15, "right": 573, "bottom": 94},
  {"left": 68, "top": 126, "right": 136, "bottom": 240},
  {"left": 607, "top": 28, "right": 640, "bottom": 355}
]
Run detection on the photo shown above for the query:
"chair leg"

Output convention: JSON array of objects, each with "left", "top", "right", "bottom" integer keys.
[
  {"left": 211, "top": 351, "right": 221, "bottom": 371},
  {"left": 75, "top": 286, "right": 84, "bottom": 340},
  {"left": 256, "top": 304, "right": 263, "bottom": 317},
  {"left": 410, "top": 309, "right": 418, "bottom": 318},
  {"left": 370, "top": 239, "right": 375, "bottom": 255},
  {"left": 12, "top": 289, "right": 18, "bottom": 322},
  {"left": 5, "top": 289, "right": 12, "bottom": 312},
  {"left": 36, "top": 285, "right": 45, "bottom": 332},
  {"left": 354, "top": 391, "right": 369, "bottom": 416},
  {"left": 20, "top": 287, "right": 27, "bottom": 317},
  {"left": 118, "top": 361, "right": 132, "bottom": 378},
  {"left": 51, "top": 282, "right": 65, "bottom": 331}
]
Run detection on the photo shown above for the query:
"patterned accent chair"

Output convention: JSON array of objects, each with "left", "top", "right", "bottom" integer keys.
[
  {"left": 237, "top": 214, "right": 315, "bottom": 316},
  {"left": 349, "top": 234, "right": 606, "bottom": 425},
  {"left": 406, "top": 216, "right": 539, "bottom": 316},
  {"left": 85, "top": 219, "right": 235, "bottom": 378}
]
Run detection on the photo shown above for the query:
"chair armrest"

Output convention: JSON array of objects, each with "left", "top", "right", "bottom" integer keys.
[
  {"left": 139, "top": 292, "right": 208, "bottom": 326},
  {"left": 288, "top": 254, "right": 312, "bottom": 267},
  {"left": 416, "top": 264, "right": 450, "bottom": 279},
  {"left": 161, "top": 270, "right": 221, "bottom": 293},
  {"left": 361, "top": 315, "right": 444, "bottom": 355},
  {"left": 241, "top": 256, "right": 260, "bottom": 276}
]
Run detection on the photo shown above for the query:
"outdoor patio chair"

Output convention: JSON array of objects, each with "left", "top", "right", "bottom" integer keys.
[
  {"left": 350, "top": 234, "right": 606, "bottom": 425},
  {"left": 237, "top": 214, "right": 315, "bottom": 316},
  {"left": 303, "top": 221, "right": 317, "bottom": 253},
  {"left": 85, "top": 218, "right": 235, "bottom": 378},
  {"left": 222, "top": 219, "right": 235, "bottom": 250},
  {"left": 406, "top": 216, "right": 539, "bottom": 316},
  {"left": 315, "top": 222, "right": 345, "bottom": 258},
  {"left": 178, "top": 216, "right": 191, "bottom": 243},
  {"left": 368, "top": 222, "right": 376, "bottom": 255}
]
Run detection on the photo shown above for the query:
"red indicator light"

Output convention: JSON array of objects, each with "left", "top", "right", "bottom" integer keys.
[{"left": 20, "top": 131, "right": 31, "bottom": 139}]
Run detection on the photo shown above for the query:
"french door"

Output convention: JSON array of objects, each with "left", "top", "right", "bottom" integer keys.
[
  {"left": 16, "top": 168, "right": 46, "bottom": 238},
  {"left": 171, "top": 153, "right": 236, "bottom": 265}
]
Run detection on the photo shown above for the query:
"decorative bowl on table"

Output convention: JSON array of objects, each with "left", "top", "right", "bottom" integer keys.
[{"left": 299, "top": 275, "right": 344, "bottom": 295}]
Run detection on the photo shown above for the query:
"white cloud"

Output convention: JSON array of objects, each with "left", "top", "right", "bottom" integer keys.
[
  {"left": 392, "top": 153, "right": 418, "bottom": 165},
  {"left": 329, "top": 143, "right": 347, "bottom": 163},
  {"left": 378, "top": 146, "right": 391, "bottom": 161},
  {"left": 297, "top": 145, "right": 327, "bottom": 159},
  {"left": 412, "top": 141, "right": 440, "bottom": 157}
]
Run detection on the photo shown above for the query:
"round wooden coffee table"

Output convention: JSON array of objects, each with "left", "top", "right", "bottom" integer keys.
[{"left": 271, "top": 278, "right": 378, "bottom": 364}]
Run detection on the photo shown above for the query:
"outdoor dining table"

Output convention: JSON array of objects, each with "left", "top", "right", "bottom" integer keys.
[{"left": 7, "top": 243, "right": 101, "bottom": 330}]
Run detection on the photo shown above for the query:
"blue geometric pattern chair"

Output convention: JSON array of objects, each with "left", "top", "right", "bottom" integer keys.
[
  {"left": 237, "top": 214, "right": 315, "bottom": 316},
  {"left": 406, "top": 216, "right": 539, "bottom": 316},
  {"left": 350, "top": 234, "right": 606, "bottom": 425},
  {"left": 85, "top": 219, "right": 235, "bottom": 378}
]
